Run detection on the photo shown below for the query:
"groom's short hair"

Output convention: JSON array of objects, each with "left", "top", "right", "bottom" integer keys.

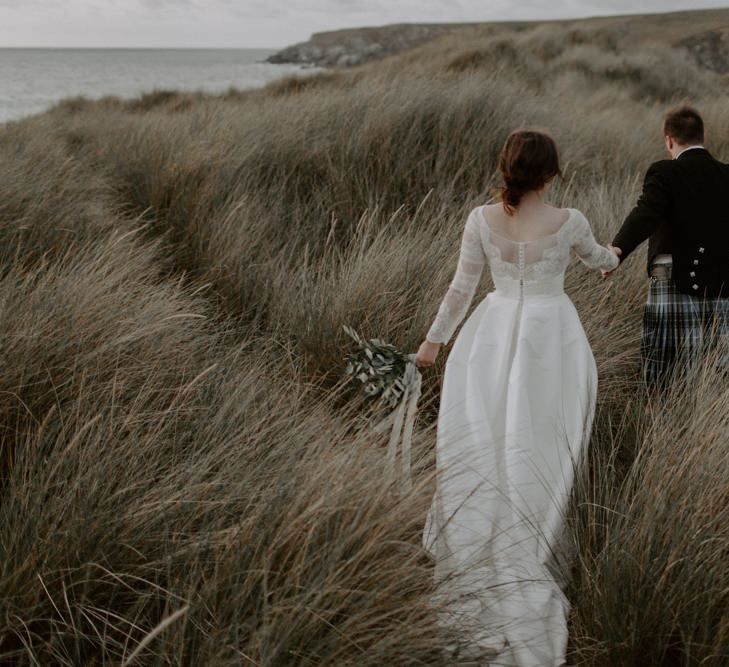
[{"left": 664, "top": 106, "right": 704, "bottom": 145}]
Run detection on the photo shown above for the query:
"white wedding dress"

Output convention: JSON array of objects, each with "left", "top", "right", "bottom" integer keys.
[{"left": 422, "top": 205, "right": 619, "bottom": 666}]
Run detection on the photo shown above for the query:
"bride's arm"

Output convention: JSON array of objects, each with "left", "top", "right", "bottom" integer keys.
[
  {"left": 424, "top": 208, "right": 487, "bottom": 346},
  {"left": 571, "top": 210, "right": 620, "bottom": 271}
]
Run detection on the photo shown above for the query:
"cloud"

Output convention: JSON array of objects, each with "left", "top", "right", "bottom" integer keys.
[{"left": 1, "top": 0, "right": 727, "bottom": 48}]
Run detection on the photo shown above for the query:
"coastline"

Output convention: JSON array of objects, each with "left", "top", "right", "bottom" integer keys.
[
  {"left": 266, "top": 9, "right": 729, "bottom": 70},
  {"left": 265, "top": 23, "right": 474, "bottom": 67},
  {"left": 0, "top": 48, "right": 311, "bottom": 124}
]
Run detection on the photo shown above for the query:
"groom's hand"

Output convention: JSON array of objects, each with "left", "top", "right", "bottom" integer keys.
[{"left": 602, "top": 245, "right": 622, "bottom": 279}]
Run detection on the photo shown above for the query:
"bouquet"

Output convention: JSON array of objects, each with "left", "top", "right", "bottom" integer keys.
[
  {"left": 342, "top": 325, "right": 422, "bottom": 492},
  {"left": 342, "top": 324, "right": 413, "bottom": 408}
]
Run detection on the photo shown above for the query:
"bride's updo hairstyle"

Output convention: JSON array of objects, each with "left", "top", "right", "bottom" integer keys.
[{"left": 495, "top": 129, "right": 562, "bottom": 215}]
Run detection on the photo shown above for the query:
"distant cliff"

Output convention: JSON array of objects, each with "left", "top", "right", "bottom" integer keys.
[
  {"left": 265, "top": 23, "right": 475, "bottom": 67},
  {"left": 267, "top": 12, "right": 729, "bottom": 72}
]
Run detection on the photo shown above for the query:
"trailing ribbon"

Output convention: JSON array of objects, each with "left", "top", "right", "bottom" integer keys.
[{"left": 373, "top": 353, "right": 422, "bottom": 492}]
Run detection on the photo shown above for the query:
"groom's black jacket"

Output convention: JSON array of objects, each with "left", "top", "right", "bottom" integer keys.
[{"left": 612, "top": 147, "right": 729, "bottom": 298}]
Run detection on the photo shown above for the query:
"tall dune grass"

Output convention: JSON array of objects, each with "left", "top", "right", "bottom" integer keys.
[{"left": 0, "top": 16, "right": 727, "bottom": 665}]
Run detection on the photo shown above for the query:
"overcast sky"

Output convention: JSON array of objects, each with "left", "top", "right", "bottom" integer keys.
[{"left": 0, "top": 0, "right": 726, "bottom": 49}]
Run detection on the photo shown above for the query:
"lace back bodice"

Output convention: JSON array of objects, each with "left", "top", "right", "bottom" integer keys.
[
  {"left": 425, "top": 205, "right": 619, "bottom": 344},
  {"left": 485, "top": 224, "right": 561, "bottom": 268},
  {"left": 485, "top": 219, "right": 568, "bottom": 282}
]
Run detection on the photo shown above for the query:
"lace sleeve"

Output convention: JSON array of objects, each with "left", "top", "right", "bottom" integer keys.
[
  {"left": 426, "top": 208, "right": 486, "bottom": 345},
  {"left": 571, "top": 210, "right": 620, "bottom": 271}
]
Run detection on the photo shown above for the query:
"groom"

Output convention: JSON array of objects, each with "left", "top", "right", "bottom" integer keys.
[{"left": 606, "top": 105, "right": 729, "bottom": 386}]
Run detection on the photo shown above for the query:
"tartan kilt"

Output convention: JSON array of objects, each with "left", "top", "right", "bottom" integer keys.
[{"left": 641, "top": 277, "right": 729, "bottom": 386}]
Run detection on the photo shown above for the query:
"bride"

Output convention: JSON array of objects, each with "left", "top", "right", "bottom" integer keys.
[{"left": 415, "top": 129, "right": 619, "bottom": 666}]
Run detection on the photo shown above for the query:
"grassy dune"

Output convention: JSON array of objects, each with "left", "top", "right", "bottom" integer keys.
[{"left": 1, "top": 12, "right": 728, "bottom": 666}]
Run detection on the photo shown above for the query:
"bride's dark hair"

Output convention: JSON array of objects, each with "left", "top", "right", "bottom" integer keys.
[{"left": 493, "top": 129, "right": 562, "bottom": 215}]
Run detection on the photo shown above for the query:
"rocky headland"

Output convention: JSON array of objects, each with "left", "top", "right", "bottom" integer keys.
[
  {"left": 266, "top": 12, "right": 729, "bottom": 73},
  {"left": 265, "top": 23, "right": 475, "bottom": 68}
]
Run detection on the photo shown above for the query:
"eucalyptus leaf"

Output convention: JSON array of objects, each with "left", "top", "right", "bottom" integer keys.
[{"left": 342, "top": 324, "right": 416, "bottom": 405}]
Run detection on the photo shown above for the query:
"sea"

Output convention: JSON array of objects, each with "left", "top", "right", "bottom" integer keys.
[{"left": 0, "top": 48, "right": 317, "bottom": 123}]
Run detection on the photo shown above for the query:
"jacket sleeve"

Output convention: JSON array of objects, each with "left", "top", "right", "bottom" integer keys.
[{"left": 612, "top": 161, "right": 672, "bottom": 262}]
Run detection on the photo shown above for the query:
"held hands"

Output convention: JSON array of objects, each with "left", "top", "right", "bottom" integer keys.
[
  {"left": 415, "top": 339, "right": 442, "bottom": 368},
  {"left": 601, "top": 245, "right": 623, "bottom": 279}
]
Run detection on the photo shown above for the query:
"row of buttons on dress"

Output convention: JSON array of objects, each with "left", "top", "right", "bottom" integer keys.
[{"left": 690, "top": 247, "right": 705, "bottom": 290}]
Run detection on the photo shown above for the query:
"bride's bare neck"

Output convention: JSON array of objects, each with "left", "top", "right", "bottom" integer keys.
[
  {"left": 510, "top": 189, "right": 551, "bottom": 214},
  {"left": 485, "top": 188, "right": 567, "bottom": 240}
]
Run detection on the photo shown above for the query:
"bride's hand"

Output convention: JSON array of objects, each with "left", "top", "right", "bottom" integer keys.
[
  {"left": 601, "top": 245, "right": 622, "bottom": 279},
  {"left": 415, "top": 339, "right": 441, "bottom": 368}
]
